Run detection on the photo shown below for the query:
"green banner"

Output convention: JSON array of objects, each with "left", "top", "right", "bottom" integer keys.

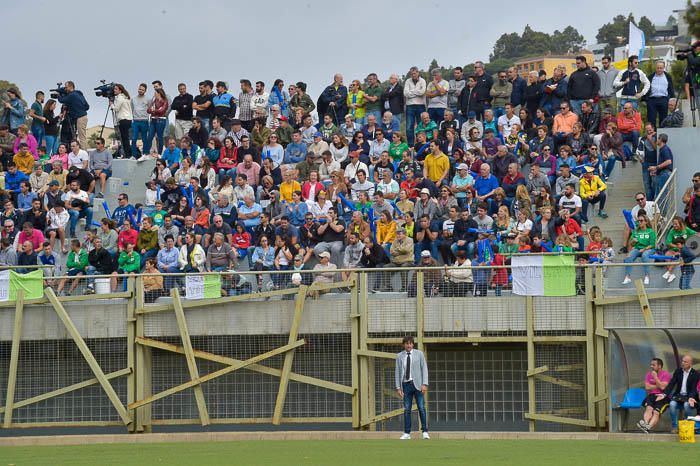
[
  {"left": 9, "top": 269, "right": 44, "bottom": 300},
  {"left": 542, "top": 255, "right": 576, "bottom": 296}
]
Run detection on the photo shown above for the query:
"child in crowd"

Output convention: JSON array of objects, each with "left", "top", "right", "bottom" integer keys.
[
  {"left": 671, "top": 237, "right": 696, "bottom": 290},
  {"left": 232, "top": 222, "right": 252, "bottom": 262},
  {"left": 490, "top": 244, "right": 508, "bottom": 297}
]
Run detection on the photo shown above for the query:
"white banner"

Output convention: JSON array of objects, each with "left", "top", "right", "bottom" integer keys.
[
  {"left": 185, "top": 275, "right": 205, "bottom": 299},
  {"left": 511, "top": 255, "right": 544, "bottom": 296},
  {"left": 0, "top": 270, "right": 9, "bottom": 301},
  {"left": 629, "top": 22, "right": 645, "bottom": 60}
]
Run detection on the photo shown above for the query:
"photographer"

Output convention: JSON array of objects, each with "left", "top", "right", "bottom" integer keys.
[
  {"left": 680, "top": 41, "right": 700, "bottom": 105},
  {"left": 111, "top": 84, "right": 133, "bottom": 158},
  {"left": 55, "top": 81, "right": 90, "bottom": 148}
]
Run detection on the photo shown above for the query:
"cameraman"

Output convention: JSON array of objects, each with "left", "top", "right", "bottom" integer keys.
[
  {"left": 56, "top": 81, "right": 90, "bottom": 149},
  {"left": 682, "top": 41, "right": 700, "bottom": 104}
]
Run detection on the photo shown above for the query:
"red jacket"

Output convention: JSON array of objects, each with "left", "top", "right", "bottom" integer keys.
[
  {"left": 118, "top": 229, "right": 138, "bottom": 250},
  {"left": 491, "top": 253, "right": 508, "bottom": 285},
  {"left": 147, "top": 98, "right": 168, "bottom": 118},
  {"left": 556, "top": 218, "right": 582, "bottom": 237},
  {"left": 302, "top": 181, "right": 324, "bottom": 201},
  {"left": 616, "top": 111, "right": 641, "bottom": 134}
]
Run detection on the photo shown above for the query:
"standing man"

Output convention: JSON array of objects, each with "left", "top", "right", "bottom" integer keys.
[
  {"left": 251, "top": 81, "right": 270, "bottom": 119},
  {"left": 213, "top": 81, "right": 236, "bottom": 131},
  {"left": 507, "top": 66, "right": 527, "bottom": 112},
  {"left": 567, "top": 56, "right": 600, "bottom": 116},
  {"left": 3, "top": 88, "right": 27, "bottom": 135},
  {"left": 613, "top": 55, "right": 650, "bottom": 111},
  {"left": 364, "top": 73, "right": 383, "bottom": 122},
  {"left": 425, "top": 69, "right": 449, "bottom": 124},
  {"left": 192, "top": 80, "right": 214, "bottom": 133},
  {"left": 28, "top": 91, "right": 46, "bottom": 148},
  {"left": 238, "top": 79, "right": 255, "bottom": 132},
  {"left": 404, "top": 67, "right": 427, "bottom": 146},
  {"left": 646, "top": 61, "right": 675, "bottom": 129},
  {"left": 473, "top": 61, "right": 494, "bottom": 120},
  {"left": 318, "top": 74, "right": 348, "bottom": 127},
  {"left": 56, "top": 82, "right": 90, "bottom": 148},
  {"left": 395, "top": 335, "right": 429, "bottom": 440},
  {"left": 131, "top": 83, "right": 150, "bottom": 157},
  {"left": 448, "top": 67, "right": 466, "bottom": 122},
  {"left": 650, "top": 133, "right": 673, "bottom": 199},
  {"left": 171, "top": 83, "right": 193, "bottom": 140},
  {"left": 656, "top": 354, "right": 699, "bottom": 434},
  {"left": 490, "top": 70, "right": 512, "bottom": 119},
  {"left": 381, "top": 74, "right": 404, "bottom": 127},
  {"left": 637, "top": 357, "right": 671, "bottom": 433},
  {"left": 597, "top": 55, "right": 619, "bottom": 115}
]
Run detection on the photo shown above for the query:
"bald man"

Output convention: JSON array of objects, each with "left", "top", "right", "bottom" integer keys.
[{"left": 656, "top": 354, "right": 699, "bottom": 433}]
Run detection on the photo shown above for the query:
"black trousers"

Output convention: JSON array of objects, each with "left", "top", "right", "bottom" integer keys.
[{"left": 118, "top": 119, "right": 132, "bottom": 158}]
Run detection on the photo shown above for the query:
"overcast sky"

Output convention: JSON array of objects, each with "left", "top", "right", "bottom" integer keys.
[{"left": 4, "top": 0, "right": 682, "bottom": 126}]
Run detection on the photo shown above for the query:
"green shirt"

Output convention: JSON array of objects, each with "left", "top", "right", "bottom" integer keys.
[
  {"left": 416, "top": 121, "right": 438, "bottom": 141},
  {"left": 389, "top": 142, "right": 410, "bottom": 161},
  {"left": 632, "top": 228, "right": 656, "bottom": 250},
  {"left": 31, "top": 102, "right": 43, "bottom": 129},
  {"left": 66, "top": 249, "right": 88, "bottom": 271},
  {"left": 665, "top": 226, "right": 696, "bottom": 247},
  {"left": 364, "top": 84, "right": 383, "bottom": 113},
  {"left": 118, "top": 251, "right": 141, "bottom": 273},
  {"left": 152, "top": 209, "right": 167, "bottom": 227}
]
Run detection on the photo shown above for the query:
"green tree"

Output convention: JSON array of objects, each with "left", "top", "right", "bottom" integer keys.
[
  {"left": 550, "top": 26, "right": 585, "bottom": 54},
  {"left": 491, "top": 32, "right": 521, "bottom": 60},
  {"left": 596, "top": 13, "right": 656, "bottom": 55},
  {"left": 484, "top": 58, "right": 515, "bottom": 75},
  {"left": 686, "top": 0, "right": 700, "bottom": 39},
  {"left": 520, "top": 25, "right": 552, "bottom": 56},
  {"left": 638, "top": 16, "right": 656, "bottom": 42}
]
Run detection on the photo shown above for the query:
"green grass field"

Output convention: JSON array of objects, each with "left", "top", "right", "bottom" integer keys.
[{"left": 0, "top": 439, "right": 697, "bottom": 466}]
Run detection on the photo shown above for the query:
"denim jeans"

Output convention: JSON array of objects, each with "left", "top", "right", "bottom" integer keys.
[
  {"left": 654, "top": 170, "right": 671, "bottom": 200},
  {"left": 451, "top": 241, "right": 475, "bottom": 259},
  {"left": 581, "top": 192, "right": 607, "bottom": 222},
  {"left": 604, "top": 156, "right": 622, "bottom": 179},
  {"left": 427, "top": 107, "right": 445, "bottom": 124},
  {"left": 414, "top": 239, "right": 440, "bottom": 263},
  {"left": 402, "top": 381, "right": 428, "bottom": 434},
  {"left": 624, "top": 248, "right": 653, "bottom": 277},
  {"left": 493, "top": 106, "right": 505, "bottom": 120},
  {"left": 568, "top": 99, "right": 585, "bottom": 117},
  {"left": 149, "top": 118, "right": 167, "bottom": 154},
  {"left": 621, "top": 131, "right": 639, "bottom": 159},
  {"left": 44, "top": 135, "right": 59, "bottom": 156},
  {"left": 218, "top": 168, "right": 237, "bottom": 184},
  {"left": 200, "top": 118, "right": 211, "bottom": 134},
  {"left": 405, "top": 104, "right": 426, "bottom": 146},
  {"left": 31, "top": 125, "right": 45, "bottom": 149},
  {"left": 669, "top": 399, "right": 695, "bottom": 428},
  {"left": 68, "top": 207, "right": 94, "bottom": 236},
  {"left": 646, "top": 96, "right": 668, "bottom": 129},
  {"left": 680, "top": 270, "right": 694, "bottom": 290},
  {"left": 131, "top": 120, "right": 150, "bottom": 156},
  {"left": 642, "top": 162, "right": 654, "bottom": 200}
]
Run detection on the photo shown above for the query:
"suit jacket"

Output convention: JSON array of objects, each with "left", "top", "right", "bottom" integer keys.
[
  {"left": 381, "top": 83, "right": 405, "bottom": 115},
  {"left": 664, "top": 367, "right": 699, "bottom": 399},
  {"left": 395, "top": 349, "right": 429, "bottom": 390}
]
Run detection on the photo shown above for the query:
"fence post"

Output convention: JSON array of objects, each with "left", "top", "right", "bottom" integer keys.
[
  {"left": 351, "top": 273, "right": 360, "bottom": 429},
  {"left": 584, "top": 268, "right": 596, "bottom": 429},
  {"left": 526, "top": 295, "right": 536, "bottom": 432},
  {"left": 127, "top": 276, "right": 136, "bottom": 433},
  {"left": 2, "top": 290, "right": 24, "bottom": 428},
  {"left": 358, "top": 272, "right": 370, "bottom": 429},
  {"left": 134, "top": 276, "right": 151, "bottom": 432}
]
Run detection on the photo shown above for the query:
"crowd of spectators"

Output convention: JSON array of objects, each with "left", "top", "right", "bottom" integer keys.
[{"left": 0, "top": 52, "right": 697, "bottom": 297}]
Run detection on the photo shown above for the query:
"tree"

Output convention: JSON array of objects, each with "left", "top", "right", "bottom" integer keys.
[
  {"left": 638, "top": 16, "right": 656, "bottom": 42},
  {"left": 491, "top": 32, "right": 521, "bottom": 61},
  {"left": 687, "top": 0, "right": 700, "bottom": 39},
  {"left": 596, "top": 13, "right": 656, "bottom": 55},
  {"left": 550, "top": 26, "right": 585, "bottom": 54},
  {"left": 519, "top": 25, "right": 552, "bottom": 57}
]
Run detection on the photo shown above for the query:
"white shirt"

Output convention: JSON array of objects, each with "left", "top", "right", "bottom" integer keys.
[
  {"left": 681, "top": 368, "right": 691, "bottom": 395},
  {"left": 63, "top": 189, "right": 89, "bottom": 206},
  {"left": 631, "top": 200, "right": 659, "bottom": 220},
  {"left": 559, "top": 194, "right": 582, "bottom": 211},
  {"left": 68, "top": 150, "right": 89, "bottom": 169},
  {"left": 251, "top": 92, "right": 269, "bottom": 116},
  {"left": 497, "top": 114, "right": 521, "bottom": 135}
]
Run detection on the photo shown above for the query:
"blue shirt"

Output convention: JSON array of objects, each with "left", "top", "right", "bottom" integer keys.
[
  {"left": 252, "top": 246, "right": 275, "bottom": 267},
  {"left": 284, "top": 201, "right": 308, "bottom": 227},
  {"left": 239, "top": 203, "right": 262, "bottom": 227},
  {"left": 17, "top": 191, "right": 37, "bottom": 211},
  {"left": 657, "top": 145, "right": 673, "bottom": 171},
  {"left": 157, "top": 246, "right": 179, "bottom": 272},
  {"left": 5, "top": 171, "right": 28, "bottom": 192},
  {"left": 161, "top": 147, "right": 181, "bottom": 167},
  {"left": 473, "top": 175, "right": 499, "bottom": 197},
  {"left": 112, "top": 204, "right": 135, "bottom": 227},
  {"left": 284, "top": 142, "right": 307, "bottom": 164}
]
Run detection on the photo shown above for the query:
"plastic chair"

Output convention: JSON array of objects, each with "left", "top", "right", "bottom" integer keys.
[{"left": 614, "top": 388, "right": 647, "bottom": 431}]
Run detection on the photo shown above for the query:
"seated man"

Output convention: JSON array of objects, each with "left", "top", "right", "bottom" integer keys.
[
  {"left": 313, "top": 207, "right": 345, "bottom": 265},
  {"left": 655, "top": 354, "right": 699, "bottom": 434},
  {"left": 389, "top": 228, "right": 414, "bottom": 291},
  {"left": 57, "top": 239, "right": 88, "bottom": 295},
  {"left": 579, "top": 166, "right": 608, "bottom": 221},
  {"left": 637, "top": 357, "right": 671, "bottom": 433},
  {"left": 86, "top": 236, "right": 118, "bottom": 293}
]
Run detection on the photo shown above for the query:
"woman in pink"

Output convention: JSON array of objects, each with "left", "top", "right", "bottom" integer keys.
[
  {"left": 48, "top": 143, "right": 70, "bottom": 170},
  {"left": 13, "top": 125, "right": 39, "bottom": 159},
  {"left": 301, "top": 170, "right": 324, "bottom": 202}
]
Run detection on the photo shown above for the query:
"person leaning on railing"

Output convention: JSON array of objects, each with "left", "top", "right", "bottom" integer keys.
[
  {"left": 143, "top": 258, "right": 164, "bottom": 303},
  {"left": 622, "top": 214, "right": 656, "bottom": 285}
]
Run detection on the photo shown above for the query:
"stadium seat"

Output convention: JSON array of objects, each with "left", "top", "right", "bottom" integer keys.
[{"left": 613, "top": 387, "right": 646, "bottom": 431}]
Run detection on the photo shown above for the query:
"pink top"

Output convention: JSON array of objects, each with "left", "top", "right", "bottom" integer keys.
[
  {"left": 17, "top": 229, "right": 46, "bottom": 251},
  {"left": 49, "top": 153, "right": 70, "bottom": 170},
  {"left": 13, "top": 134, "right": 39, "bottom": 159},
  {"left": 645, "top": 370, "right": 671, "bottom": 395}
]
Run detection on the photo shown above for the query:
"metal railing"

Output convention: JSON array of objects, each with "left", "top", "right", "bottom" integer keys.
[{"left": 653, "top": 168, "right": 678, "bottom": 247}]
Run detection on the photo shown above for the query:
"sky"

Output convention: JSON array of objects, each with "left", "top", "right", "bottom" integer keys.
[{"left": 4, "top": 0, "right": 683, "bottom": 126}]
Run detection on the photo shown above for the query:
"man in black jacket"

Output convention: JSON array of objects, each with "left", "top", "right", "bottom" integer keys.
[
  {"left": 360, "top": 235, "right": 389, "bottom": 291},
  {"left": 646, "top": 61, "right": 675, "bottom": 129},
  {"left": 86, "top": 237, "right": 117, "bottom": 293},
  {"left": 171, "top": 83, "right": 194, "bottom": 140},
  {"left": 472, "top": 61, "right": 493, "bottom": 119},
  {"left": 451, "top": 208, "right": 477, "bottom": 258},
  {"left": 579, "top": 101, "right": 600, "bottom": 135},
  {"left": 656, "top": 354, "right": 699, "bottom": 433},
  {"left": 567, "top": 56, "right": 600, "bottom": 117},
  {"left": 381, "top": 74, "right": 404, "bottom": 127},
  {"left": 317, "top": 74, "right": 348, "bottom": 126}
]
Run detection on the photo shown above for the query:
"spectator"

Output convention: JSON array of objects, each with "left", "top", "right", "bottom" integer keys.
[
  {"left": 63, "top": 180, "right": 92, "bottom": 238},
  {"left": 489, "top": 71, "right": 512, "bottom": 119},
  {"left": 566, "top": 56, "right": 600, "bottom": 116},
  {"left": 580, "top": 166, "right": 608, "bottom": 221},
  {"left": 97, "top": 218, "right": 118, "bottom": 256},
  {"left": 622, "top": 214, "right": 656, "bottom": 285},
  {"left": 656, "top": 355, "right": 699, "bottom": 434},
  {"left": 57, "top": 239, "right": 87, "bottom": 296},
  {"left": 404, "top": 67, "right": 427, "bottom": 146},
  {"left": 597, "top": 56, "right": 619, "bottom": 114},
  {"left": 541, "top": 67, "right": 568, "bottom": 116},
  {"left": 612, "top": 55, "right": 650, "bottom": 110},
  {"left": 206, "top": 232, "right": 236, "bottom": 272},
  {"left": 426, "top": 69, "right": 449, "bottom": 123},
  {"left": 86, "top": 237, "right": 118, "bottom": 293},
  {"left": 650, "top": 133, "right": 673, "bottom": 199},
  {"left": 616, "top": 102, "right": 642, "bottom": 156}
]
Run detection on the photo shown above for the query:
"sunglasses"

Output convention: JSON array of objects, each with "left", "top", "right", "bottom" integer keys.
[{"left": 635, "top": 198, "right": 645, "bottom": 202}]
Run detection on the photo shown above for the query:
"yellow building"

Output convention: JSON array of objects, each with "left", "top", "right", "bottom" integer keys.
[{"left": 514, "top": 51, "right": 594, "bottom": 79}]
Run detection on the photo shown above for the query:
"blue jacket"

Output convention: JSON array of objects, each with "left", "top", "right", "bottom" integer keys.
[
  {"left": 252, "top": 246, "right": 275, "bottom": 267},
  {"left": 509, "top": 77, "right": 527, "bottom": 107},
  {"left": 57, "top": 90, "right": 89, "bottom": 119},
  {"left": 285, "top": 201, "right": 308, "bottom": 227},
  {"left": 268, "top": 89, "right": 290, "bottom": 117},
  {"left": 540, "top": 77, "right": 568, "bottom": 112},
  {"left": 162, "top": 147, "right": 181, "bottom": 167},
  {"left": 284, "top": 142, "right": 307, "bottom": 164},
  {"left": 5, "top": 170, "right": 28, "bottom": 193},
  {"left": 4, "top": 98, "right": 26, "bottom": 130}
]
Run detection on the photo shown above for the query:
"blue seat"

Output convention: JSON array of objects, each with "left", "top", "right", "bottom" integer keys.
[{"left": 618, "top": 388, "right": 646, "bottom": 409}]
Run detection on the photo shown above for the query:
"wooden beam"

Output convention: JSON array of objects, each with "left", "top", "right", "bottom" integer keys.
[
  {"left": 416, "top": 271, "right": 424, "bottom": 350},
  {"left": 126, "top": 277, "right": 136, "bottom": 433},
  {"left": 0, "top": 368, "right": 131, "bottom": 415},
  {"left": 361, "top": 405, "right": 417, "bottom": 426},
  {"left": 2, "top": 290, "right": 24, "bottom": 428},
  {"left": 593, "top": 394, "right": 609, "bottom": 403},
  {"left": 171, "top": 288, "right": 210, "bottom": 426},
  {"left": 128, "top": 339, "right": 305, "bottom": 410},
  {"left": 136, "top": 337, "right": 353, "bottom": 395},
  {"left": 272, "top": 285, "right": 307, "bottom": 425},
  {"left": 526, "top": 296, "right": 536, "bottom": 432},
  {"left": 151, "top": 416, "right": 353, "bottom": 426},
  {"left": 45, "top": 288, "right": 132, "bottom": 426},
  {"left": 593, "top": 287, "right": 700, "bottom": 306},
  {"left": 534, "top": 374, "right": 585, "bottom": 391},
  {"left": 357, "top": 349, "right": 397, "bottom": 360},
  {"left": 350, "top": 278, "right": 360, "bottom": 429},
  {"left": 634, "top": 279, "right": 654, "bottom": 327},
  {"left": 134, "top": 276, "right": 150, "bottom": 432},
  {"left": 526, "top": 366, "right": 549, "bottom": 377},
  {"left": 585, "top": 267, "right": 596, "bottom": 428},
  {"left": 358, "top": 273, "right": 370, "bottom": 429},
  {"left": 523, "top": 412, "right": 596, "bottom": 427}
]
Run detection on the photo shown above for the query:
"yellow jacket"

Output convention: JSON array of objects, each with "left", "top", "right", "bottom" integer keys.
[
  {"left": 13, "top": 152, "right": 35, "bottom": 175},
  {"left": 579, "top": 175, "right": 606, "bottom": 199},
  {"left": 376, "top": 220, "right": 396, "bottom": 245},
  {"left": 279, "top": 181, "right": 301, "bottom": 203}
]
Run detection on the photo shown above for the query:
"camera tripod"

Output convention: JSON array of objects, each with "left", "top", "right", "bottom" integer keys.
[
  {"left": 675, "top": 64, "right": 700, "bottom": 127},
  {"left": 98, "top": 100, "right": 124, "bottom": 157}
]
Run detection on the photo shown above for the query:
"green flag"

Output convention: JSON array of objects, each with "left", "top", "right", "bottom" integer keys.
[
  {"left": 9, "top": 269, "right": 44, "bottom": 300},
  {"left": 542, "top": 255, "right": 576, "bottom": 296}
]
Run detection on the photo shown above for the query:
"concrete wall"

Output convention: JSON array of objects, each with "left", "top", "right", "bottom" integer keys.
[{"left": 660, "top": 126, "right": 700, "bottom": 213}]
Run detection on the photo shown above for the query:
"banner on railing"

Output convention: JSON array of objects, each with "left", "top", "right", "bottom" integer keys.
[
  {"left": 511, "top": 255, "right": 575, "bottom": 296},
  {"left": 185, "top": 274, "right": 222, "bottom": 299},
  {"left": 0, "top": 269, "right": 44, "bottom": 301}
]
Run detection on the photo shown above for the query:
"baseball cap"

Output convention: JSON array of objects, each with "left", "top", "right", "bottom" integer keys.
[
  {"left": 48, "top": 180, "right": 60, "bottom": 187},
  {"left": 279, "top": 116, "right": 288, "bottom": 121},
  {"left": 318, "top": 251, "right": 331, "bottom": 259},
  {"left": 420, "top": 188, "right": 431, "bottom": 195},
  {"left": 584, "top": 166, "right": 594, "bottom": 173},
  {"left": 467, "top": 111, "right": 476, "bottom": 118},
  {"left": 314, "top": 132, "right": 323, "bottom": 138},
  {"left": 457, "top": 163, "right": 469, "bottom": 171},
  {"left": 420, "top": 250, "right": 431, "bottom": 258}
]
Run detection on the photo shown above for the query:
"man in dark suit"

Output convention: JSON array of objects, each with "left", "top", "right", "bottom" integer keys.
[{"left": 656, "top": 354, "right": 699, "bottom": 433}]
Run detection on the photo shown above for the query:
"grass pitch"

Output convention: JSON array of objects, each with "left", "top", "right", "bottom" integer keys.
[{"left": 0, "top": 439, "right": 697, "bottom": 465}]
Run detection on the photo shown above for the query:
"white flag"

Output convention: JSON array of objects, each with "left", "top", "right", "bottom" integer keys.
[{"left": 629, "top": 22, "right": 645, "bottom": 61}]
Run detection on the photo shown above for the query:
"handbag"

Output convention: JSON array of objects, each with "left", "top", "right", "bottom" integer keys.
[{"left": 679, "top": 419, "right": 696, "bottom": 443}]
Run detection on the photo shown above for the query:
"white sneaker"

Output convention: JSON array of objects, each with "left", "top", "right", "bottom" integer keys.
[
  {"left": 643, "top": 276, "right": 650, "bottom": 285},
  {"left": 622, "top": 277, "right": 632, "bottom": 285},
  {"left": 422, "top": 432, "right": 430, "bottom": 439},
  {"left": 667, "top": 274, "right": 677, "bottom": 283},
  {"left": 400, "top": 433, "right": 411, "bottom": 440},
  {"left": 137, "top": 155, "right": 150, "bottom": 162},
  {"left": 662, "top": 271, "right": 670, "bottom": 280}
]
